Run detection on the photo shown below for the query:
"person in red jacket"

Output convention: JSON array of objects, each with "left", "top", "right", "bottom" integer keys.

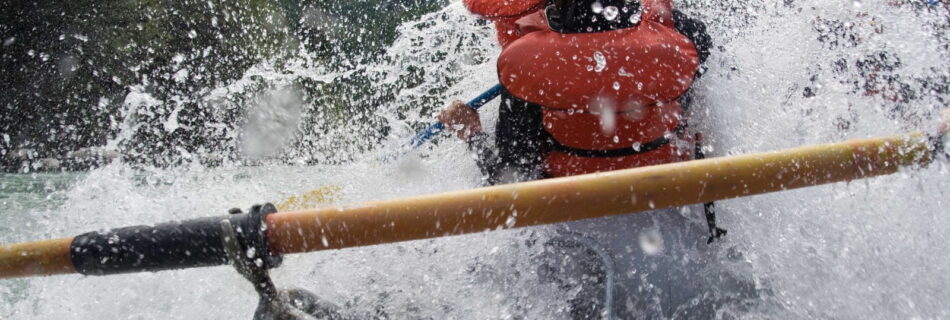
[
  {"left": 439, "top": 0, "right": 759, "bottom": 318},
  {"left": 443, "top": 0, "right": 712, "bottom": 184}
]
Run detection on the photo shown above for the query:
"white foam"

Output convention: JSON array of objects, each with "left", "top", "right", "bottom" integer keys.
[{"left": 3, "top": 1, "right": 949, "bottom": 319}]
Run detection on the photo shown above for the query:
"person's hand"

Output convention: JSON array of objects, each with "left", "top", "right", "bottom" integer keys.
[{"left": 438, "top": 100, "right": 482, "bottom": 141}]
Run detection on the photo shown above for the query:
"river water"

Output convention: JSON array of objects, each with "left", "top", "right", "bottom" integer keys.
[{"left": 2, "top": 1, "right": 950, "bottom": 319}]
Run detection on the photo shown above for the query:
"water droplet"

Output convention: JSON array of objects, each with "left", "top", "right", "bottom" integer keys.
[
  {"left": 639, "top": 229, "right": 664, "bottom": 255},
  {"left": 593, "top": 95, "right": 617, "bottom": 135},
  {"left": 612, "top": 81, "right": 621, "bottom": 90},
  {"left": 629, "top": 12, "right": 642, "bottom": 24},
  {"left": 603, "top": 6, "right": 619, "bottom": 21},
  {"left": 593, "top": 51, "right": 607, "bottom": 72},
  {"left": 592, "top": 1, "right": 604, "bottom": 13}
]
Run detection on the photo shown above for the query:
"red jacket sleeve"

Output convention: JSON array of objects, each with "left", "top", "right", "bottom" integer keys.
[
  {"left": 464, "top": 0, "right": 547, "bottom": 47},
  {"left": 463, "top": 0, "right": 546, "bottom": 19}
]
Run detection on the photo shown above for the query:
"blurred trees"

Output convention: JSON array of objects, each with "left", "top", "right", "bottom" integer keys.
[{"left": 0, "top": 0, "right": 445, "bottom": 172}]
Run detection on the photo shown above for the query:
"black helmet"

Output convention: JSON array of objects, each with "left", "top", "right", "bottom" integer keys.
[{"left": 546, "top": 0, "right": 642, "bottom": 33}]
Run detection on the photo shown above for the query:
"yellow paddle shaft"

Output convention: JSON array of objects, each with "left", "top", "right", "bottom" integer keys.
[
  {"left": 265, "top": 133, "right": 934, "bottom": 254},
  {"left": 0, "top": 238, "right": 75, "bottom": 278}
]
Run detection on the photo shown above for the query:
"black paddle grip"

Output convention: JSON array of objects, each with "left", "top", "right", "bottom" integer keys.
[{"left": 70, "top": 204, "right": 282, "bottom": 276}]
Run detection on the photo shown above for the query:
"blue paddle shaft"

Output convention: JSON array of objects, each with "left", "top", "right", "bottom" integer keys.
[{"left": 409, "top": 84, "right": 503, "bottom": 149}]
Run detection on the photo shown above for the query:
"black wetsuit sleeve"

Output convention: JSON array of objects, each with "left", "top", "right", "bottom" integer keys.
[
  {"left": 672, "top": 10, "right": 712, "bottom": 67},
  {"left": 467, "top": 90, "right": 551, "bottom": 185},
  {"left": 672, "top": 10, "right": 713, "bottom": 112},
  {"left": 466, "top": 132, "right": 499, "bottom": 181}
]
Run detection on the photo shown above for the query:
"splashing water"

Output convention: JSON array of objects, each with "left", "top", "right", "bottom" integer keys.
[
  {"left": 603, "top": 6, "right": 620, "bottom": 21},
  {"left": 592, "top": 1, "right": 605, "bottom": 14},
  {"left": 591, "top": 95, "right": 618, "bottom": 135},
  {"left": 592, "top": 51, "right": 608, "bottom": 72},
  {"left": 3, "top": 1, "right": 950, "bottom": 319}
]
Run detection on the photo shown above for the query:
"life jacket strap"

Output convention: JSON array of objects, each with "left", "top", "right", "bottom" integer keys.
[
  {"left": 703, "top": 202, "right": 728, "bottom": 244},
  {"left": 695, "top": 133, "right": 727, "bottom": 244},
  {"left": 551, "top": 135, "right": 671, "bottom": 158}
]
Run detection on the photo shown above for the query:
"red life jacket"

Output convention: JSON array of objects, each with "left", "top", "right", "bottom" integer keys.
[{"left": 497, "top": 0, "right": 700, "bottom": 177}]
